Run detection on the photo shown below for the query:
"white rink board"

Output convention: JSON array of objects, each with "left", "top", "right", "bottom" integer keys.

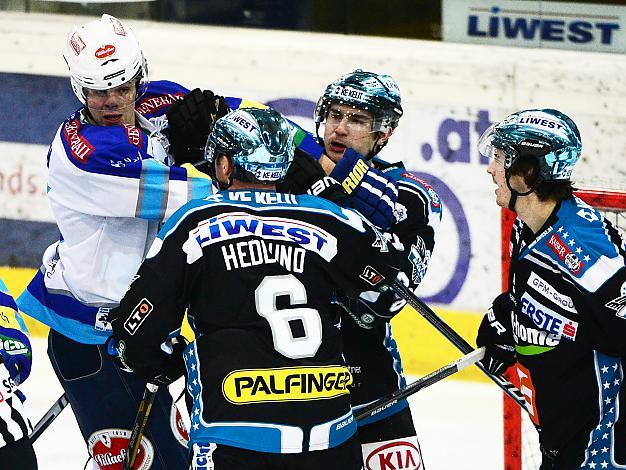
[
  {"left": 1, "top": 11, "right": 625, "bottom": 313},
  {"left": 22, "top": 337, "right": 504, "bottom": 469}
]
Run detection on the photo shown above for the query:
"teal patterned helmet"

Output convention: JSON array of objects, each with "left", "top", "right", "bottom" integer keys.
[
  {"left": 478, "top": 108, "right": 582, "bottom": 182},
  {"left": 315, "top": 69, "right": 403, "bottom": 133},
  {"left": 204, "top": 108, "right": 296, "bottom": 184}
]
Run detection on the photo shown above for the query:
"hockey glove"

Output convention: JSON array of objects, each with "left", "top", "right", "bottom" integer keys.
[
  {"left": 166, "top": 88, "right": 230, "bottom": 167},
  {"left": 330, "top": 149, "right": 398, "bottom": 230},
  {"left": 106, "top": 336, "right": 188, "bottom": 386},
  {"left": 476, "top": 293, "right": 516, "bottom": 376},
  {"left": 0, "top": 327, "right": 32, "bottom": 386},
  {"left": 277, "top": 148, "right": 350, "bottom": 206}
]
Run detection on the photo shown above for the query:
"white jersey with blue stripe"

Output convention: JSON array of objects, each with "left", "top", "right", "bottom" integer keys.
[{"left": 17, "top": 81, "right": 216, "bottom": 344}]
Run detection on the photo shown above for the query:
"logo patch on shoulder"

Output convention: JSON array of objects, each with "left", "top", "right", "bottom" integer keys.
[
  {"left": 360, "top": 265, "right": 384, "bottom": 287},
  {"left": 546, "top": 233, "right": 584, "bottom": 274},
  {"left": 123, "top": 299, "right": 154, "bottom": 335}
]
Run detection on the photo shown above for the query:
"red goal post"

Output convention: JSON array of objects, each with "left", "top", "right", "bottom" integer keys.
[{"left": 500, "top": 188, "right": 626, "bottom": 470}]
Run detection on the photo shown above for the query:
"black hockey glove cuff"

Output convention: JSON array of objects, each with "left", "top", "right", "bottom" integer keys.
[
  {"left": 277, "top": 148, "right": 350, "bottom": 206},
  {"left": 107, "top": 335, "right": 188, "bottom": 386},
  {"left": 166, "top": 88, "right": 230, "bottom": 166},
  {"left": 476, "top": 293, "right": 516, "bottom": 375}
]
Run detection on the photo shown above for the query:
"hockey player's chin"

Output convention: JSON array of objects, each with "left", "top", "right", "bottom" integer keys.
[
  {"left": 102, "top": 115, "right": 124, "bottom": 126},
  {"left": 328, "top": 143, "right": 347, "bottom": 161}
]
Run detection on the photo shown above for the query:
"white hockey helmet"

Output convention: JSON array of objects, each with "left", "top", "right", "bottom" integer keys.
[{"left": 63, "top": 14, "right": 148, "bottom": 104}]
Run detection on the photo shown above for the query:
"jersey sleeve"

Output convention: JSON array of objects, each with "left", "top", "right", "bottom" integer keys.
[
  {"left": 326, "top": 204, "right": 412, "bottom": 298},
  {"left": 110, "top": 202, "right": 202, "bottom": 369},
  {"left": 351, "top": 169, "right": 443, "bottom": 318},
  {"left": 49, "top": 117, "right": 215, "bottom": 221}
]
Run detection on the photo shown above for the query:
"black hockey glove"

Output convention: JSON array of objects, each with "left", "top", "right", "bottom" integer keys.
[
  {"left": 106, "top": 335, "right": 188, "bottom": 386},
  {"left": 277, "top": 148, "right": 350, "bottom": 206},
  {"left": 476, "top": 293, "right": 516, "bottom": 376},
  {"left": 166, "top": 88, "right": 230, "bottom": 168},
  {"left": 330, "top": 149, "right": 398, "bottom": 230}
]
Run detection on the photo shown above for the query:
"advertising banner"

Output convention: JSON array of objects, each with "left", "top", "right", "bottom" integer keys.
[{"left": 443, "top": 0, "right": 626, "bottom": 53}]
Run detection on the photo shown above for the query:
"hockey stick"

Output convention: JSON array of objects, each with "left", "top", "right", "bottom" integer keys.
[
  {"left": 356, "top": 347, "right": 485, "bottom": 422},
  {"left": 123, "top": 382, "right": 158, "bottom": 470},
  {"left": 387, "top": 280, "right": 529, "bottom": 412},
  {"left": 29, "top": 393, "right": 69, "bottom": 443}
]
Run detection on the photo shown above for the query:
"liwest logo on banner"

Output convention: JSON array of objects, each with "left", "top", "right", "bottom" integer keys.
[{"left": 442, "top": 0, "right": 625, "bottom": 53}]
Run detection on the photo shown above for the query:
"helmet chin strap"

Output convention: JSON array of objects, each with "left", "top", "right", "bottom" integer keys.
[{"left": 504, "top": 171, "right": 537, "bottom": 211}]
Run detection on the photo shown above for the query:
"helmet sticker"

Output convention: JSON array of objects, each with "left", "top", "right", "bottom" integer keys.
[{"left": 69, "top": 32, "right": 86, "bottom": 56}]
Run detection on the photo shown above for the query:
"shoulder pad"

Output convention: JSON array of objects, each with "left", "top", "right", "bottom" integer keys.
[
  {"left": 59, "top": 119, "right": 149, "bottom": 177},
  {"left": 535, "top": 197, "right": 624, "bottom": 292},
  {"left": 397, "top": 171, "right": 443, "bottom": 212},
  {"left": 136, "top": 80, "right": 188, "bottom": 118}
]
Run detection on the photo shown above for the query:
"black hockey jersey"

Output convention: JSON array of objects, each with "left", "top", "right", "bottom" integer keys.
[
  {"left": 502, "top": 196, "right": 625, "bottom": 468},
  {"left": 338, "top": 159, "right": 442, "bottom": 421},
  {"left": 111, "top": 189, "right": 409, "bottom": 454}
]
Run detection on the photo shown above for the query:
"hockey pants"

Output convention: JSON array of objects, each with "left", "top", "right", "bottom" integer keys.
[{"left": 47, "top": 329, "right": 189, "bottom": 469}]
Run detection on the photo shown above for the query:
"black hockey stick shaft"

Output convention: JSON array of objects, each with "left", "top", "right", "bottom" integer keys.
[
  {"left": 29, "top": 393, "right": 69, "bottom": 443},
  {"left": 123, "top": 382, "right": 158, "bottom": 470},
  {"left": 356, "top": 347, "right": 485, "bottom": 422},
  {"left": 389, "top": 280, "right": 528, "bottom": 411}
]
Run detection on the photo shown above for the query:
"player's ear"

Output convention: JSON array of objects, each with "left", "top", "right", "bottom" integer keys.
[{"left": 215, "top": 153, "right": 233, "bottom": 184}]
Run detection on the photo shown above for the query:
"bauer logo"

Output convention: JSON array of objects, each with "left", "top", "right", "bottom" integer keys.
[
  {"left": 363, "top": 438, "right": 423, "bottom": 470},
  {"left": 360, "top": 265, "right": 384, "bottom": 287},
  {"left": 222, "top": 366, "right": 352, "bottom": 404},
  {"left": 123, "top": 298, "right": 153, "bottom": 335},
  {"left": 88, "top": 428, "right": 153, "bottom": 470},
  {"left": 95, "top": 44, "right": 116, "bottom": 59}
]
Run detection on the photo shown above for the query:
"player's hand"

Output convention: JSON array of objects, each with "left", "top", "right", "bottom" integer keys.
[
  {"left": 166, "top": 88, "right": 230, "bottom": 167},
  {"left": 277, "top": 148, "right": 350, "bottom": 206},
  {"left": 476, "top": 294, "right": 516, "bottom": 375},
  {"left": 330, "top": 149, "right": 398, "bottom": 230},
  {"left": 107, "top": 336, "right": 188, "bottom": 386},
  {"left": 0, "top": 327, "right": 32, "bottom": 386}
]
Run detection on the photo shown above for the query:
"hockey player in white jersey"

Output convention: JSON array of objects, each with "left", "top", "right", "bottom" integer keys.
[
  {"left": 16, "top": 15, "right": 224, "bottom": 469},
  {"left": 0, "top": 277, "right": 36, "bottom": 469}
]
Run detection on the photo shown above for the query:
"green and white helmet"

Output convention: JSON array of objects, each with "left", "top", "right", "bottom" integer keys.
[
  {"left": 315, "top": 69, "right": 403, "bottom": 134},
  {"left": 204, "top": 108, "right": 296, "bottom": 184},
  {"left": 478, "top": 108, "right": 582, "bottom": 182}
]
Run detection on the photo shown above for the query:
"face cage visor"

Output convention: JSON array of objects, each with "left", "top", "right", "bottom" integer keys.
[
  {"left": 477, "top": 123, "right": 518, "bottom": 169},
  {"left": 314, "top": 95, "right": 395, "bottom": 135}
]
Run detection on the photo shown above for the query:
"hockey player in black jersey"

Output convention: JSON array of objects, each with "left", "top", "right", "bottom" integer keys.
[
  {"left": 110, "top": 107, "right": 413, "bottom": 469},
  {"left": 279, "top": 69, "right": 442, "bottom": 467},
  {"left": 477, "top": 108, "right": 626, "bottom": 469}
]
